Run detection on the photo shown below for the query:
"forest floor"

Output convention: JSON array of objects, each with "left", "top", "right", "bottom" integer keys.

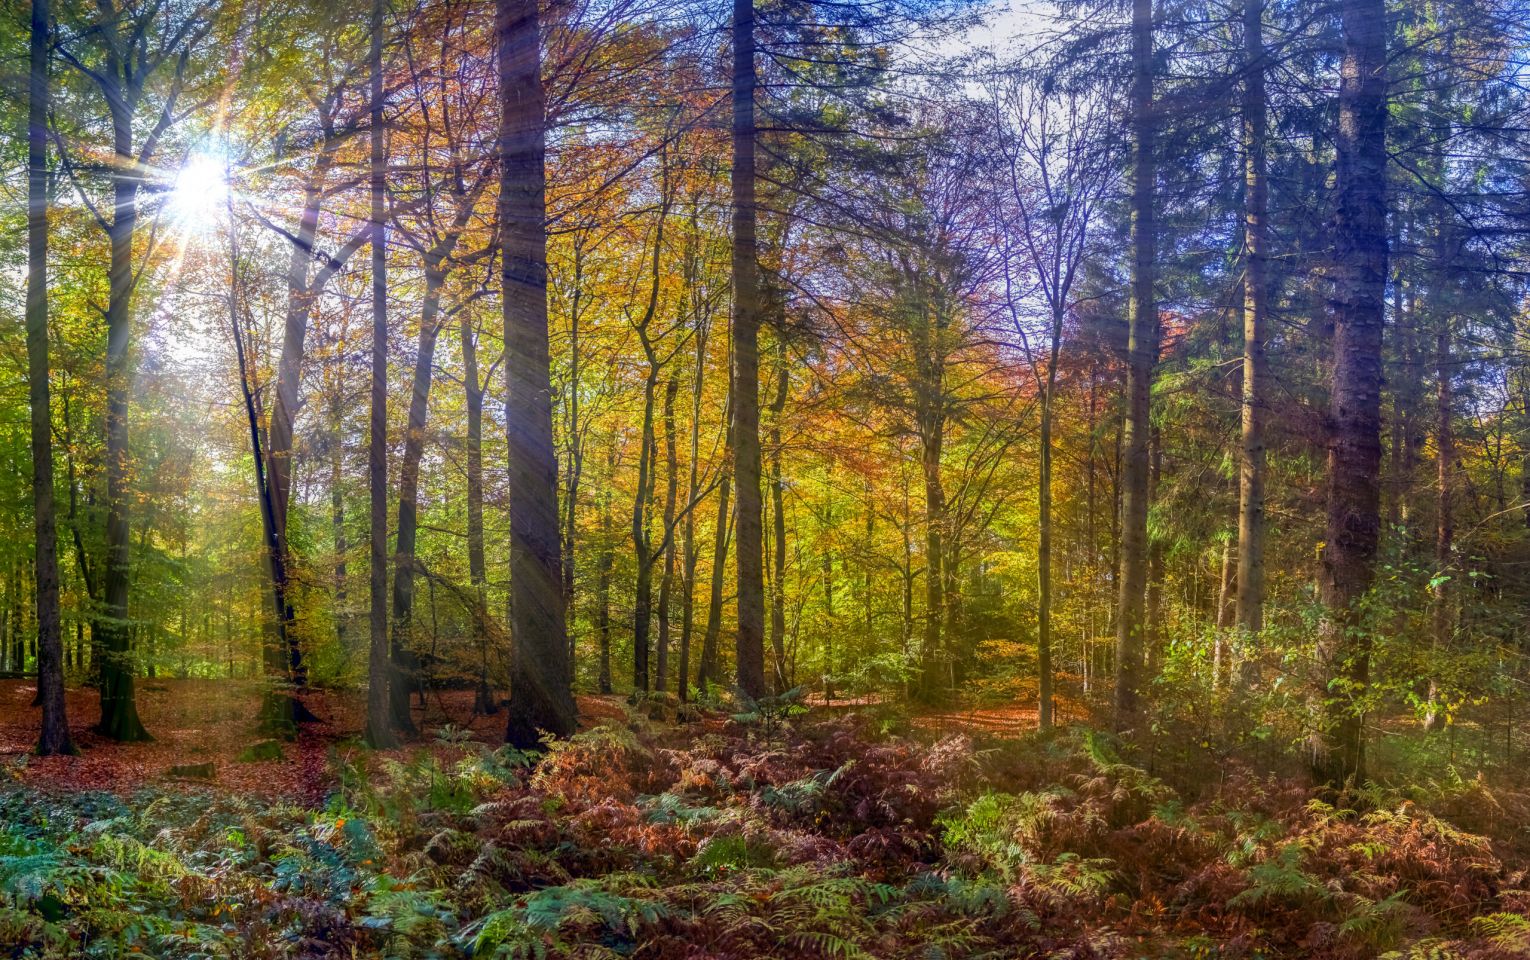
[
  {"left": 0, "top": 680, "right": 1529, "bottom": 958},
  {"left": 0, "top": 678, "right": 629, "bottom": 799}
]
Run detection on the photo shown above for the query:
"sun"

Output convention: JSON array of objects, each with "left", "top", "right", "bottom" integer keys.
[{"left": 165, "top": 153, "right": 231, "bottom": 233}]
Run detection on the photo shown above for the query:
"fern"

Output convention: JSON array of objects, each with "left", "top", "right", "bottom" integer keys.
[
  {"left": 1468, "top": 912, "right": 1530, "bottom": 951},
  {"left": 1228, "top": 843, "right": 1328, "bottom": 910},
  {"left": 1339, "top": 891, "right": 1412, "bottom": 953}
]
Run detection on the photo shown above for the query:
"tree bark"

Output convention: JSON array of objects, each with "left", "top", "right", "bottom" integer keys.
[
  {"left": 462, "top": 316, "right": 495, "bottom": 713},
  {"left": 1037, "top": 304, "right": 1062, "bottom": 729},
  {"left": 563, "top": 241, "right": 586, "bottom": 668},
  {"left": 365, "top": 0, "right": 398, "bottom": 748},
  {"left": 768, "top": 348, "right": 789, "bottom": 692},
  {"left": 389, "top": 269, "right": 453, "bottom": 737},
  {"left": 1314, "top": 0, "right": 1389, "bottom": 786},
  {"left": 678, "top": 323, "right": 709, "bottom": 703},
  {"left": 1114, "top": 0, "right": 1157, "bottom": 731},
  {"left": 595, "top": 456, "right": 614, "bottom": 695},
  {"left": 97, "top": 107, "right": 149, "bottom": 743},
  {"left": 699, "top": 462, "right": 732, "bottom": 693},
  {"left": 1235, "top": 0, "right": 1270, "bottom": 647},
  {"left": 1146, "top": 427, "right": 1165, "bottom": 676},
  {"left": 730, "top": 0, "right": 767, "bottom": 701},
  {"left": 500, "top": 0, "right": 577, "bottom": 746},
  {"left": 331, "top": 411, "right": 348, "bottom": 655},
  {"left": 28, "top": 0, "right": 72, "bottom": 755},
  {"left": 1425, "top": 324, "right": 1452, "bottom": 730},
  {"left": 657, "top": 379, "right": 680, "bottom": 692}
]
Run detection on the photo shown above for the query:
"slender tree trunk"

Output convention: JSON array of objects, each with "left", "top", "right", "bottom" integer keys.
[
  {"left": 768, "top": 352, "right": 789, "bottom": 692},
  {"left": 331, "top": 412, "right": 348, "bottom": 654},
  {"left": 678, "top": 329, "right": 708, "bottom": 703},
  {"left": 730, "top": 0, "right": 766, "bottom": 701},
  {"left": 389, "top": 271, "right": 451, "bottom": 736},
  {"left": 500, "top": 0, "right": 576, "bottom": 746},
  {"left": 699, "top": 465, "right": 732, "bottom": 693},
  {"left": 595, "top": 462, "right": 614, "bottom": 695},
  {"left": 1214, "top": 538, "right": 1234, "bottom": 686},
  {"left": 563, "top": 244, "right": 585, "bottom": 668},
  {"left": 657, "top": 380, "right": 680, "bottom": 692},
  {"left": 1425, "top": 324, "right": 1452, "bottom": 730},
  {"left": 365, "top": 0, "right": 397, "bottom": 748},
  {"left": 1114, "top": 0, "right": 1157, "bottom": 731},
  {"left": 632, "top": 369, "right": 658, "bottom": 692},
  {"left": 229, "top": 223, "right": 301, "bottom": 735},
  {"left": 919, "top": 429, "right": 946, "bottom": 701},
  {"left": 1037, "top": 305, "right": 1063, "bottom": 730},
  {"left": 1146, "top": 428, "right": 1165, "bottom": 676},
  {"left": 462, "top": 317, "right": 494, "bottom": 713},
  {"left": 1314, "top": 0, "right": 1388, "bottom": 786},
  {"left": 1235, "top": 0, "right": 1269, "bottom": 648},
  {"left": 28, "top": 0, "right": 71, "bottom": 755}
]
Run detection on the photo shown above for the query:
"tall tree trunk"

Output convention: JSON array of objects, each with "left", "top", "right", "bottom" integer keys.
[
  {"left": 595, "top": 458, "right": 614, "bottom": 695},
  {"left": 657, "top": 379, "right": 680, "bottom": 692},
  {"left": 563, "top": 243, "right": 586, "bottom": 668},
  {"left": 331, "top": 412, "right": 348, "bottom": 654},
  {"left": 632, "top": 369, "right": 658, "bottom": 692},
  {"left": 1235, "top": 0, "right": 1270, "bottom": 647},
  {"left": 229, "top": 220, "right": 300, "bottom": 735},
  {"left": 500, "top": 0, "right": 576, "bottom": 747},
  {"left": 768, "top": 351, "right": 789, "bottom": 692},
  {"left": 97, "top": 121, "right": 149, "bottom": 743},
  {"left": 1425, "top": 324, "right": 1452, "bottom": 730},
  {"left": 28, "top": 0, "right": 71, "bottom": 755},
  {"left": 678, "top": 328, "right": 708, "bottom": 703},
  {"left": 919, "top": 426, "right": 946, "bottom": 702},
  {"left": 365, "top": 0, "right": 398, "bottom": 748},
  {"left": 1214, "top": 538, "right": 1234, "bottom": 687},
  {"left": 463, "top": 317, "right": 494, "bottom": 713},
  {"left": 1314, "top": 0, "right": 1388, "bottom": 786},
  {"left": 389, "top": 270, "right": 451, "bottom": 737},
  {"left": 699, "top": 463, "right": 732, "bottom": 693},
  {"left": 1146, "top": 428, "right": 1165, "bottom": 676},
  {"left": 1114, "top": 0, "right": 1157, "bottom": 731},
  {"left": 1037, "top": 304, "right": 1062, "bottom": 730},
  {"left": 730, "top": 0, "right": 766, "bottom": 701}
]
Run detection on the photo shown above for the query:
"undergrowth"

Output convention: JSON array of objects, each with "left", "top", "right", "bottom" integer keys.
[{"left": 0, "top": 712, "right": 1526, "bottom": 958}]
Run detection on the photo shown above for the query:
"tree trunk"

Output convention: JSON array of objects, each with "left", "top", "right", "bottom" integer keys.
[
  {"left": 919, "top": 427, "right": 946, "bottom": 702},
  {"left": 632, "top": 369, "right": 658, "bottom": 692},
  {"left": 229, "top": 219, "right": 303, "bottom": 736},
  {"left": 563, "top": 243, "right": 586, "bottom": 668},
  {"left": 389, "top": 270, "right": 452, "bottom": 737},
  {"left": 500, "top": 0, "right": 576, "bottom": 747},
  {"left": 1037, "top": 304, "right": 1063, "bottom": 730},
  {"left": 657, "top": 379, "right": 680, "bottom": 692},
  {"left": 331, "top": 412, "right": 348, "bottom": 654},
  {"left": 678, "top": 328, "right": 708, "bottom": 703},
  {"left": 1114, "top": 0, "right": 1157, "bottom": 731},
  {"left": 768, "top": 351, "right": 789, "bottom": 692},
  {"left": 365, "top": 0, "right": 398, "bottom": 748},
  {"left": 595, "top": 464, "right": 614, "bottom": 695},
  {"left": 1214, "top": 538, "right": 1234, "bottom": 687},
  {"left": 699, "top": 464, "right": 732, "bottom": 693},
  {"left": 1146, "top": 428, "right": 1165, "bottom": 676},
  {"left": 1235, "top": 0, "right": 1269, "bottom": 646},
  {"left": 97, "top": 134, "right": 149, "bottom": 743},
  {"left": 1314, "top": 0, "right": 1388, "bottom": 786},
  {"left": 28, "top": 0, "right": 71, "bottom": 755},
  {"left": 730, "top": 0, "right": 766, "bottom": 701},
  {"left": 1425, "top": 324, "right": 1452, "bottom": 730},
  {"left": 462, "top": 317, "right": 494, "bottom": 713}
]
